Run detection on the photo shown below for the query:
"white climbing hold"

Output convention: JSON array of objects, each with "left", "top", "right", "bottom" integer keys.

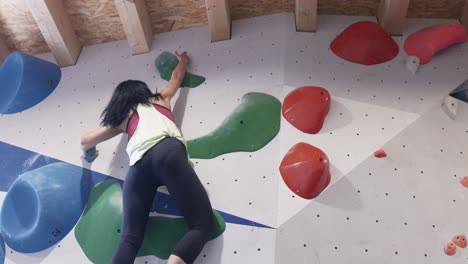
[
  {"left": 442, "top": 96, "right": 458, "bottom": 120},
  {"left": 405, "top": 55, "right": 420, "bottom": 74}
]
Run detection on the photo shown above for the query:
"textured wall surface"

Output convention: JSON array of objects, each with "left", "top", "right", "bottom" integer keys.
[{"left": 0, "top": 0, "right": 465, "bottom": 54}]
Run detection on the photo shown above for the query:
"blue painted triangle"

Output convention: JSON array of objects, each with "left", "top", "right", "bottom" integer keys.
[{"left": 0, "top": 141, "right": 273, "bottom": 229}]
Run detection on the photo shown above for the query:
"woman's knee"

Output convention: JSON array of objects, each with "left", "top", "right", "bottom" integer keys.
[{"left": 119, "top": 233, "right": 145, "bottom": 249}]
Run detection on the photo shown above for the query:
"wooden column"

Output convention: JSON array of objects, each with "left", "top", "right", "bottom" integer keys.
[
  {"left": 115, "top": 0, "right": 152, "bottom": 55},
  {"left": 295, "top": 0, "right": 318, "bottom": 32},
  {"left": 205, "top": 0, "right": 231, "bottom": 42},
  {"left": 377, "top": 0, "right": 410, "bottom": 36},
  {"left": 461, "top": 0, "right": 468, "bottom": 31},
  {"left": 26, "top": 0, "right": 81, "bottom": 67},
  {"left": 0, "top": 38, "right": 10, "bottom": 65}
]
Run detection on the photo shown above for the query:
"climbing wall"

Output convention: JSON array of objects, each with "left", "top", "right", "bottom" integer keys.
[
  {"left": 277, "top": 15, "right": 468, "bottom": 263},
  {"left": 0, "top": 11, "right": 468, "bottom": 264}
]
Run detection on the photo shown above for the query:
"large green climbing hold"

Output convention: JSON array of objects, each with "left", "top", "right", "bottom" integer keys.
[
  {"left": 75, "top": 180, "right": 225, "bottom": 264},
  {"left": 187, "top": 92, "right": 281, "bottom": 159},
  {"left": 155, "top": 52, "right": 206, "bottom": 88}
]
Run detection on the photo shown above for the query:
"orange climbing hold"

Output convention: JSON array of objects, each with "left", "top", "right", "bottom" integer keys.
[
  {"left": 330, "top": 21, "right": 399, "bottom": 65},
  {"left": 404, "top": 23, "right": 467, "bottom": 65},
  {"left": 282, "top": 86, "right": 331, "bottom": 134},
  {"left": 279, "top": 143, "right": 331, "bottom": 199},
  {"left": 452, "top": 234, "right": 467, "bottom": 248},
  {"left": 460, "top": 176, "right": 468, "bottom": 188},
  {"left": 444, "top": 241, "right": 457, "bottom": 256},
  {"left": 374, "top": 149, "right": 387, "bottom": 158}
]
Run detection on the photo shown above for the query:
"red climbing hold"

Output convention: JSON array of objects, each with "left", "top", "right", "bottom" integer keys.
[
  {"left": 444, "top": 241, "right": 457, "bottom": 256},
  {"left": 330, "top": 21, "right": 399, "bottom": 65},
  {"left": 460, "top": 176, "right": 468, "bottom": 188},
  {"left": 374, "top": 149, "right": 387, "bottom": 158},
  {"left": 282, "top": 86, "right": 331, "bottom": 134},
  {"left": 279, "top": 143, "right": 331, "bottom": 200},
  {"left": 452, "top": 234, "right": 467, "bottom": 248},
  {"left": 404, "top": 23, "right": 467, "bottom": 65}
]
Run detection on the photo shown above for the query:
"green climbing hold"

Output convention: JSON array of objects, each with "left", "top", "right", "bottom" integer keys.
[
  {"left": 75, "top": 180, "right": 225, "bottom": 264},
  {"left": 187, "top": 92, "right": 281, "bottom": 159},
  {"left": 155, "top": 52, "right": 206, "bottom": 88}
]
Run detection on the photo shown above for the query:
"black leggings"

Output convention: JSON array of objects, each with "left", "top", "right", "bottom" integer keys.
[{"left": 111, "top": 137, "right": 214, "bottom": 264}]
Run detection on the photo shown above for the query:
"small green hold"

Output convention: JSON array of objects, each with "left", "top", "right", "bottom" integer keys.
[
  {"left": 74, "top": 180, "right": 225, "bottom": 264},
  {"left": 155, "top": 52, "right": 206, "bottom": 88},
  {"left": 187, "top": 92, "right": 281, "bottom": 159}
]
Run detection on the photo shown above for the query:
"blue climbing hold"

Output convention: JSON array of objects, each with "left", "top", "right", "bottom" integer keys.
[
  {"left": 451, "top": 79, "right": 468, "bottom": 103},
  {"left": 0, "top": 162, "right": 97, "bottom": 253},
  {"left": 0, "top": 51, "right": 61, "bottom": 114},
  {"left": 0, "top": 234, "right": 4, "bottom": 264}
]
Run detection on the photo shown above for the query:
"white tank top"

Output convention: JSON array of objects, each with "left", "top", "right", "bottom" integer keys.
[{"left": 126, "top": 103, "right": 186, "bottom": 166}]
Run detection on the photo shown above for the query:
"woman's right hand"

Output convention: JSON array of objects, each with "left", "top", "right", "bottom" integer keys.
[{"left": 176, "top": 51, "right": 190, "bottom": 65}]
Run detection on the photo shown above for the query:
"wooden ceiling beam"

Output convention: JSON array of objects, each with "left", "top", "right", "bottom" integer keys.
[
  {"left": 205, "top": 0, "right": 231, "bottom": 42},
  {"left": 461, "top": 0, "right": 468, "bottom": 31},
  {"left": 114, "top": 0, "right": 152, "bottom": 55},
  {"left": 26, "top": 0, "right": 81, "bottom": 66},
  {"left": 377, "top": 0, "right": 410, "bottom": 36},
  {"left": 0, "top": 38, "right": 10, "bottom": 65},
  {"left": 295, "top": 0, "right": 318, "bottom": 32}
]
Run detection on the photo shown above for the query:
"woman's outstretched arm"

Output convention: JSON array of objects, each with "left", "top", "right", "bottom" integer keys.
[
  {"left": 158, "top": 51, "right": 190, "bottom": 102},
  {"left": 80, "top": 125, "right": 122, "bottom": 150}
]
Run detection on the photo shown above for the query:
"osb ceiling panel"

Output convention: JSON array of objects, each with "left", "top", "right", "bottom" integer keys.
[{"left": 0, "top": 0, "right": 465, "bottom": 55}]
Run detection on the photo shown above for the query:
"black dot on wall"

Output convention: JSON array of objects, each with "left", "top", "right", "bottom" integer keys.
[
  {"left": 303, "top": 244, "right": 307, "bottom": 247},
  {"left": 334, "top": 246, "right": 338, "bottom": 250},
  {"left": 117, "top": 229, "right": 121, "bottom": 233},
  {"left": 365, "top": 249, "right": 368, "bottom": 252},
  {"left": 432, "top": 225, "right": 436, "bottom": 228},
  {"left": 234, "top": 251, "right": 237, "bottom": 254},
  {"left": 395, "top": 251, "right": 398, "bottom": 255},
  {"left": 258, "top": 248, "right": 261, "bottom": 251}
]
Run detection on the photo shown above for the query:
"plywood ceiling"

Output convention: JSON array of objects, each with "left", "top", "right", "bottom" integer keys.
[{"left": 0, "top": 0, "right": 464, "bottom": 55}]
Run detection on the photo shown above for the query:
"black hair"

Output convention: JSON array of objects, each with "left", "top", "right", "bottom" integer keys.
[{"left": 101, "top": 80, "right": 161, "bottom": 127}]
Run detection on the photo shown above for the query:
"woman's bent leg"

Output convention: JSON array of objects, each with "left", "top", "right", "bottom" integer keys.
[
  {"left": 159, "top": 140, "right": 214, "bottom": 264},
  {"left": 111, "top": 164, "right": 158, "bottom": 264}
]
